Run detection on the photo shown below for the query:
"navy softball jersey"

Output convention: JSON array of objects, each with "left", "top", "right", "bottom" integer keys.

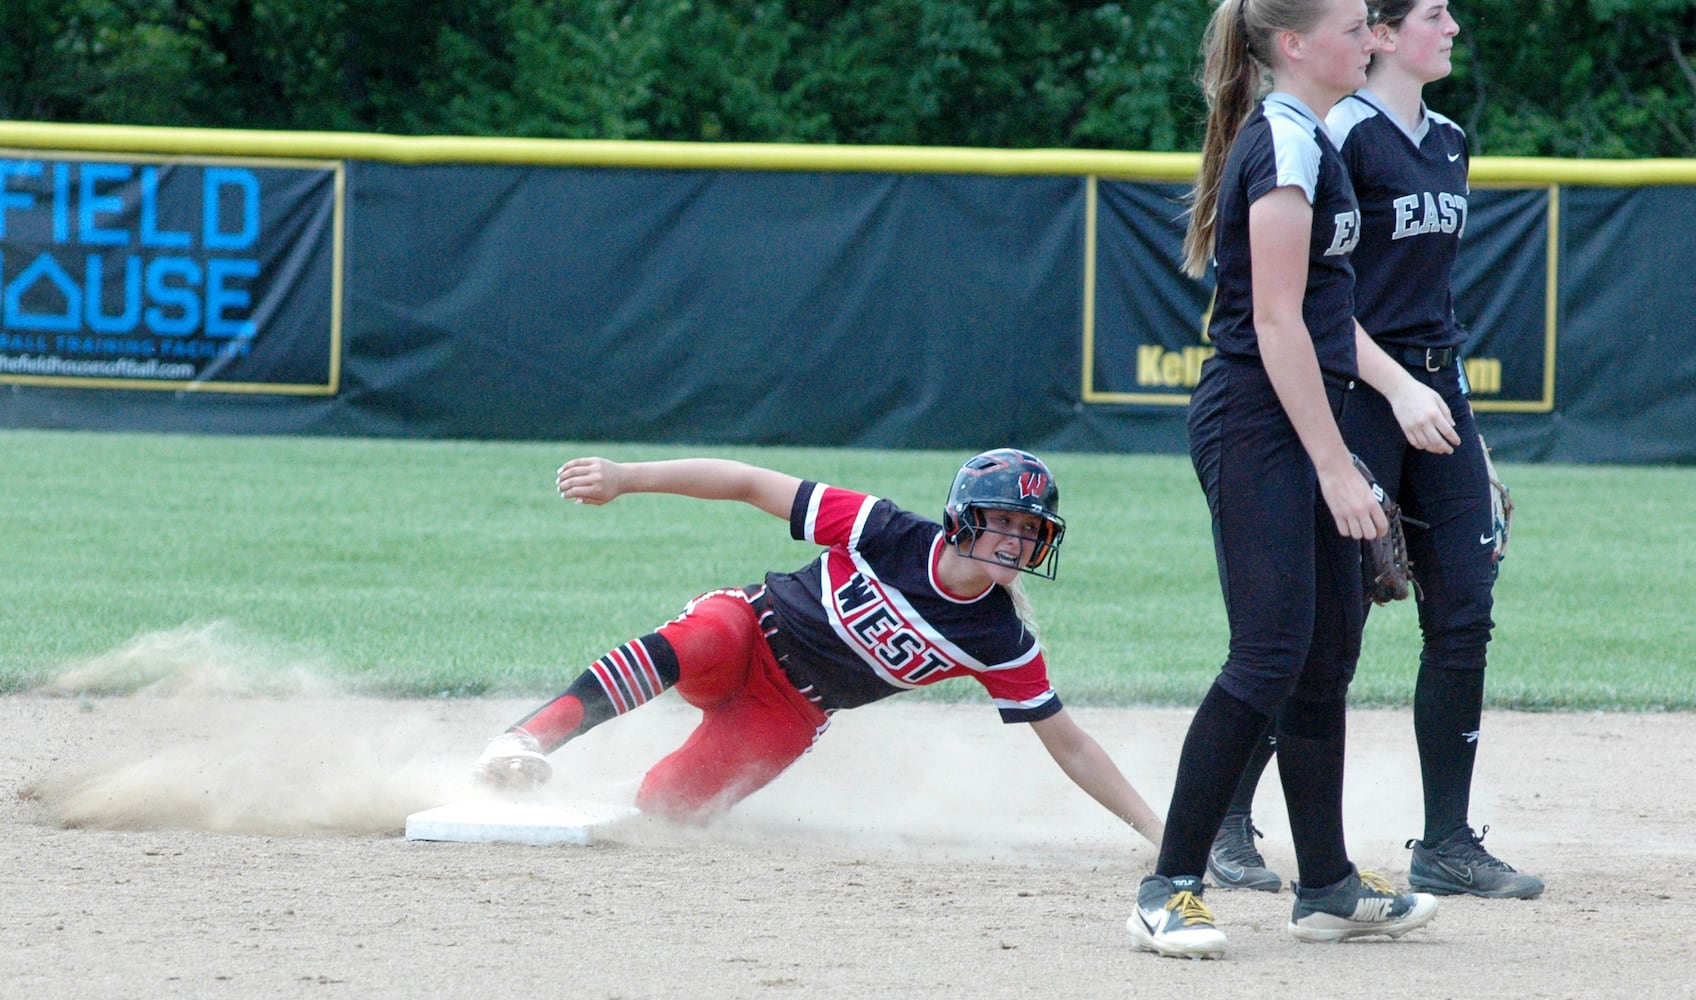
[
  {"left": 1327, "top": 89, "right": 1497, "bottom": 677},
  {"left": 1206, "top": 93, "right": 1362, "bottom": 378},
  {"left": 1327, "top": 90, "right": 1469, "bottom": 349},
  {"left": 760, "top": 481, "right": 1062, "bottom": 723}
]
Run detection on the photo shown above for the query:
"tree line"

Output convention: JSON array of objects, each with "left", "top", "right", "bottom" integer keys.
[{"left": 2, "top": 1, "right": 1692, "bottom": 157}]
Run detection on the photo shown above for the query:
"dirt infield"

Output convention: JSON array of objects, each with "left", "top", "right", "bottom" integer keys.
[{"left": 4, "top": 688, "right": 1693, "bottom": 999}]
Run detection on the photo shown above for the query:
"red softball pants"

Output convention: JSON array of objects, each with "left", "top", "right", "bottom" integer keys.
[{"left": 638, "top": 589, "right": 831, "bottom": 820}]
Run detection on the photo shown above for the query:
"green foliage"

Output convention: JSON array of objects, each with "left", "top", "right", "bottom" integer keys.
[
  {"left": 1070, "top": 3, "right": 1211, "bottom": 152},
  {"left": 640, "top": 0, "right": 820, "bottom": 142},
  {"left": 3, "top": 1, "right": 1690, "bottom": 155},
  {"left": 1428, "top": 0, "right": 1696, "bottom": 156},
  {"left": 413, "top": 0, "right": 688, "bottom": 139},
  {"left": 3, "top": 430, "right": 1692, "bottom": 712}
]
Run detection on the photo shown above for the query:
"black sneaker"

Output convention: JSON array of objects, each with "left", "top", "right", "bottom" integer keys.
[
  {"left": 1288, "top": 866, "right": 1437, "bottom": 943},
  {"left": 1126, "top": 874, "right": 1228, "bottom": 959},
  {"left": 1207, "top": 813, "right": 1283, "bottom": 892},
  {"left": 1408, "top": 825, "right": 1545, "bottom": 899}
]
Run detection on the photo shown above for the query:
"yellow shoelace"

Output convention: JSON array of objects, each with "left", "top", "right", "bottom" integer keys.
[
  {"left": 1357, "top": 869, "right": 1397, "bottom": 895},
  {"left": 1165, "top": 890, "right": 1217, "bottom": 926}
]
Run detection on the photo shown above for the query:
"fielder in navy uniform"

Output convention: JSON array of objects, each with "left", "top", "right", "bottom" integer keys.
[
  {"left": 1126, "top": 0, "right": 1443, "bottom": 960},
  {"left": 471, "top": 449, "right": 1165, "bottom": 848},
  {"left": 1209, "top": 0, "right": 1544, "bottom": 901}
]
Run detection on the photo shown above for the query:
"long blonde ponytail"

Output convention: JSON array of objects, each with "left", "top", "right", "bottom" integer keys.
[
  {"left": 1184, "top": 0, "right": 1263, "bottom": 278},
  {"left": 1181, "top": 0, "right": 1334, "bottom": 279}
]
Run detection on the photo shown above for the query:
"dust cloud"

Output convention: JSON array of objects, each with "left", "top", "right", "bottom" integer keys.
[
  {"left": 37, "top": 621, "right": 340, "bottom": 700},
  {"left": 25, "top": 623, "right": 469, "bottom": 836},
  {"left": 20, "top": 623, "right": 1181, "bottom": 863}
]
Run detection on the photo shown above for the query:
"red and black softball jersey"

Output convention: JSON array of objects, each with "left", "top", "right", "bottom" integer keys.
[{"left": 760, "top": 481, "right": 1061, "bottom": 724}]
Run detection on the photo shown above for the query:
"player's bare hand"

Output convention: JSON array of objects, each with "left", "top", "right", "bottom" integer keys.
[
  {"left": 1318, "top": 462, "right": 1388, "bottom": 540},
  {"left": 1388, "top": 381, "right": 1459, "bottom": 455},
  {"left": 556, "top": 457, "right": 626, "bottom": 505}
]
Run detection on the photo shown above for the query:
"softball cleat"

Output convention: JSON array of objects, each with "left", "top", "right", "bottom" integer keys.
[
  {"left": 1288, "top": 867, "right": 1436, "bottom": 943},
  {"left": 472, "top": 730, "right": 553, "bottom": 790},
  {"left": 1408, "top": 826, "right": 1545, "bottom": 899},
  {"left": 1127, "top": 874, "right": 1228, "bottom": 959}
]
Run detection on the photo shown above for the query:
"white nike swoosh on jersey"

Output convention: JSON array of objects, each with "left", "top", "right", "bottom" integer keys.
[
  {"left": 1480, "top": 533, "right": 1496, "bottom": 545},
  {"left": 1448, "top": 152, "right": 1462, "bottom": 161}
]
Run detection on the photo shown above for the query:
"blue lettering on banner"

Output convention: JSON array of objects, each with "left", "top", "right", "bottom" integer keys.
[
  {"left": 0, "top": 161, "right": 261, "bottom": 338},
  {"left": 203, "top": 168, "right": 260, "bottom": 250},
  {"left": 0, "top": 153, "right": 337, "bottom": 391}
]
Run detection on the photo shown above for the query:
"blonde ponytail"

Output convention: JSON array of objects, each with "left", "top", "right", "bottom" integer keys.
[
  {"left": 1184, "top": 0, "right": 1263, "bottom": 278},
  {"left": 1181, "top": 0, "right": 1334, "bottom": 279}
]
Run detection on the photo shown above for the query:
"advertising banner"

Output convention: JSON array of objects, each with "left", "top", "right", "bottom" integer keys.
[
  {"left": 1083, "top": 178, "right": 1555, "bottom": 414},
  {"left": 0, "top": 153, "right": 342, "bottom": 394}
]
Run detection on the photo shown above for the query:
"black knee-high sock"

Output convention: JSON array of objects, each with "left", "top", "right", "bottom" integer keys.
[
  {"left": 1223, "top": 720, "right": 1278, "bottom": 819},
  {"left": 1276, "top": 696, "right": 1351, "bottom": 891},
  {"left": 1414, "top": 663, "right": 1485, "bottom": 845},
  {"left": 513, "top": 633, "right": 681, "bottom": 751},
  {"left": 1156, "top": 682, "right": 1274, "bottom": 880}
]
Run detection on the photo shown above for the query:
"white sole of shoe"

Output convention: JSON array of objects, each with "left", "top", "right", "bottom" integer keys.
[
  {"left": 1287, "top": 893, "right": 1438, "bottom": 943},
  {"left": 1126, "top": 912, "right": 1228, "bottom": 959}
]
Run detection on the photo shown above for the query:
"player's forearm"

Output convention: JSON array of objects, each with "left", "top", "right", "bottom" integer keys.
[
  {"left": 1033, "top": 713, "right": 1164, "bottom": 848},
  {"left": 617, "top": 459, "right": 801, "bottom": 518},
  {"left": 1352, "top": 323, "right": 1409, "bottom": 397},
  {"left": 1065, "top": 742, "right": 1165, "bottom": 849},
  {"left": 1353, "top": 323, "right": 1460, "bottom": 454}
]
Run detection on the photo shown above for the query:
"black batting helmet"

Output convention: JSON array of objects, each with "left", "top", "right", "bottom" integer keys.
[{"left": 943, "top": 448, "right": 1065, "bottom": 580}]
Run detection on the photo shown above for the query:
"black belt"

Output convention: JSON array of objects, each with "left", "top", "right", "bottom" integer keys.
[
  {"left": 743, "top": 585, "right": 820, "bottom": 704},
  {"left": 1399, "top": 346, "right": 1456, "bottom": 372},
  {"left": 744, "top": 584, "right": 790, "bottom": 661}
]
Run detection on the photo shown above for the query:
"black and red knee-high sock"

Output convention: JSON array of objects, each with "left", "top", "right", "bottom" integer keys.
[
  {"left": 509, "top": 633, "right": 681, "bottom": 751},
  {"left": 1414, "top": 663, "right": 1486, "bottom": 845}
]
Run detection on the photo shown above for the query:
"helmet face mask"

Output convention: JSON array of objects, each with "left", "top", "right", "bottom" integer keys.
[{"left": 943, "top": 449, "right": 1066, "bottom": 581}]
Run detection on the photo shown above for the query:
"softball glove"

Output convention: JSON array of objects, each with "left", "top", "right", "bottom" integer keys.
[
  {"left": 1353, "top": 455, "right": 1413, "bottom": 605},
  {"left": 1480, "top": 434, "right": 1513, "bottom": 578}
]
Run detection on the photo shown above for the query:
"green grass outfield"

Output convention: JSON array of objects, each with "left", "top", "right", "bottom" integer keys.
[{"left": 2, "top": 428, "right": 1690, "bottom": 711}]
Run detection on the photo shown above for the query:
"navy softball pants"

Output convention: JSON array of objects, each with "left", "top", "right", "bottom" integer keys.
[
  {"left": 1187, "top": 355, "right": 1367, "bottom": 714},
  {"left": 1342, "top": 360, "right": 1495, "bottom": 673}
]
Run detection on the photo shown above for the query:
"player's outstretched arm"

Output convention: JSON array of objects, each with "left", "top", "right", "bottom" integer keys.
[
  {"left": 1029, "top": 708, "right": 1164, "bottom": 849},
  {"left": 557, "top": 456, "right": 802, "bottom": 519}
]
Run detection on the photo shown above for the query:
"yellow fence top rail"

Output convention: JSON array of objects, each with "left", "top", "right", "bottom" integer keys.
[{"left": 2, "top": 120, "right": 1694, "bottom": 185}]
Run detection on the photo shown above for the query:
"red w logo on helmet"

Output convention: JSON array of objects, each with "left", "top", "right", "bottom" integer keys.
[{"left": 1018, "top": 471, "right": 1048, "bottom": 499}]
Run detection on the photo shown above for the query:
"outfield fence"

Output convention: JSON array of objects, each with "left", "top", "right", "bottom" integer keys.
[{"left": 2, "top": 121, "right": 1692, "bottom": 463}]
